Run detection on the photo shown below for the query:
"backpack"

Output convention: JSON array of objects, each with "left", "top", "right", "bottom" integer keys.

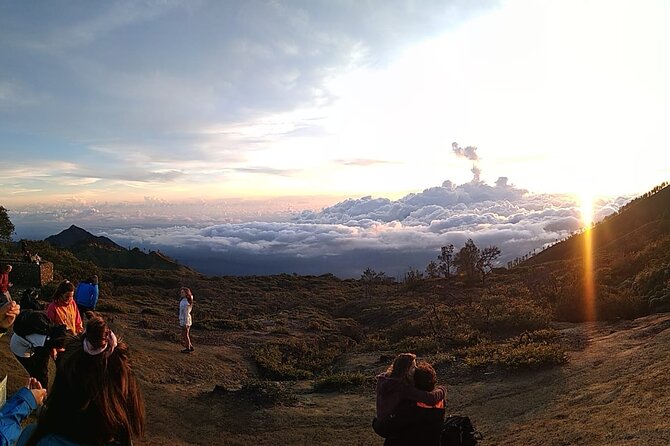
[
  {"left": 13, "top": 310, "right": 53, "bottom": 337},
  {"left": 20, "top": 288, "right": 44, "bottom": 311},
  {"left": 440, "top": 415, "right": 483, "bottom": 446}
]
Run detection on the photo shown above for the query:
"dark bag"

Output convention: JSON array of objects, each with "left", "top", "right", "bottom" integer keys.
[
  {"left": 20, "top": 288, "right": 44, "bottom": 311},
  {"left": 440, "top": 415, "right": 483, "bottom": 446},
  {"left": 13, "top": 310, "right": 52, "bottom": 337}
]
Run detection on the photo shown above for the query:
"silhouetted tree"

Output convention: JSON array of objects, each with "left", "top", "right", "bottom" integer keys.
[
  {"left": 454, "top": 239, "right": 479, "bottom": 282},
  {"left": 437, "top": 244, "right": 454, "bottom": 278},
  {"left": 361, "top": 267, "right": 386, "bottom": 298},
  {"left": 476, "top": 245, "right": 501, "bottom": 285},
  {"left": 425, "top": 260, "right": 440, "bottom": 279},
  {"left": 0, "top": 206, "right": 15, "bottom": 255}
]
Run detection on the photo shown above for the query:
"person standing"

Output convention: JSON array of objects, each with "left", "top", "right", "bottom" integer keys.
[
  {"left": 46, "top": 281, "right": 83, "bottom": 335},
  {"left": 1, "top": 264, "right": 13, "bottom": 303},
  {"left": 178, "top": 287, "right": 194, "bottom": 353},
  {"left": 74, "top": 275, "right": 99, "bottom": 319}
]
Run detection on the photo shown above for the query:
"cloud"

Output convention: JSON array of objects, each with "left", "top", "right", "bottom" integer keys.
[
  {"left": 452, "top": 142, "right": 479, "bottom": 161},
  {"left": 10, "top": 177, "right": 629, "bottom": 278}
]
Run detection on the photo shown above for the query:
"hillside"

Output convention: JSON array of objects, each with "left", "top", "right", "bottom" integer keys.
[
  {"left": 525, "top": 184, "right": 670, "bottom": 265},
  {"left": 42, "top": 225, "right": 184, "bottom": 271},
  {"left": 516, "top": 184, "right": 670, "bottom": 321}
]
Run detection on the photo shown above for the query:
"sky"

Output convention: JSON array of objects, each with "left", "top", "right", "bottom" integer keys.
[{"left": 1, "top": 0, "right": 669, "bottom": 277}]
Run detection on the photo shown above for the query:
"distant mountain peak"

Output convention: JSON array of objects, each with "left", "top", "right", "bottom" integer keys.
[{"left": 45, "top": 225, "right": 123, "bottom": 250}]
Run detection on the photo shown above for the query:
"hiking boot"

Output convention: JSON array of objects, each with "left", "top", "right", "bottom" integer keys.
[{"left": 181, "top": 348, "right": 191, "bottom": 354}]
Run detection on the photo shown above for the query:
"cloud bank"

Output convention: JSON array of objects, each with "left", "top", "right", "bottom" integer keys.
[{"left": 11, "top": 177, "right": 621, "bottom": 278}]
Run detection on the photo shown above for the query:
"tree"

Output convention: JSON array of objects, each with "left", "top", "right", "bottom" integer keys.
[
  {"left": 0, "top": 206, "right": 15, "bottom": 255},
  {"left": 476, "top": 245, "right": 501, "bottom": 285},
  {"left": 425, "top": 260, "right": 440, "bottom": 278},
  {"left": 437, "top": 244, "right": 454, "bottom": 278},
  {"left": 454, "top": 239, "right": 480, "bottom": 282},
  {"left": 360, "top": 267, "right": 386, "bottom": 298}
]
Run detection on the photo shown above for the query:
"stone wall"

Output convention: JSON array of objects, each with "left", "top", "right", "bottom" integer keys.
[{"left": 0, "top": 260, "right": 54, "bottom": 288}]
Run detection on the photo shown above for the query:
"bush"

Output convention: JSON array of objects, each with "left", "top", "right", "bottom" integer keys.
[
  {"left": 313, "top": 372, "right": 372, "bottom": 392},
  {"left": 393, "top": 336, "right": 441, "bottom": 355},
  {"left": 193, "top": 318, "right": 246, "bottom": 331},
  {"left": 251, "top": 344, "right": 312, "bottom": 381},
  {"left": 238, "top": 379, "right": 298, "bottom": 406},
  {"left": 457, "top": 341, "right": 567, "bottom": 369}
]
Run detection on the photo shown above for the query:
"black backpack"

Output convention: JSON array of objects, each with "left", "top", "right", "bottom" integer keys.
[
  {"left": 13, "top": 310, "right": 53, "bottom": 337},
  {"left": 440, "top": 415, "right": 483, "bottom": 446},
  {"left": 20, "top": 288, "right": 44, "bottom": 311}
]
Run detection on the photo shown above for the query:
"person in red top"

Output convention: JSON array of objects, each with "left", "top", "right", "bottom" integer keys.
[
  {"left": 1, "top": 264, "right": 13, "bottom": 302},
  {"left": 46, "top": 280, "right": 83, "bottom": 335}
]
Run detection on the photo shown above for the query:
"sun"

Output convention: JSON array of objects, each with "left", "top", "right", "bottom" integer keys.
[{"left": 580, "top": 191, "right": 594, "bottom": 229}]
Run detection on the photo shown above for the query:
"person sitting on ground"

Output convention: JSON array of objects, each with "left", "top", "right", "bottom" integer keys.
[
  {"left": 380, "top": 361, "right": 446, "bottom": 446},
  {"left": 373, "top": 353, "right": 446, "bottom": 437},
  {"left": 16, "top": 313, "right": 145, "bottom": 446},
  {"left": 0, "top": 265, "right": 13, "bottom": 303},
  {"left": 74, "top": 275, "right": 99, "bottom": 319},
  {"left": 178, "top": 287, "right": 194, "bottom": 353},
  {"left": 10, "top": 310, "right": 69, "bottom": 389},
  {"left": 46, "top": 281, "right": 83, "bottom": 335}
]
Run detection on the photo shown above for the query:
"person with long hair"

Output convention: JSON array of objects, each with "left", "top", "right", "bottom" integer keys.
[
  {"left": 16, "top": 312, "right": 145, "bottom": 446},
  {"left": 381, "top": 361, "right": 446, "bottom": 445},
  {"left": 45, "top": 281, "right": 83, "bottom": 335},
  {"left": 373, "top": 353, "right": 446, "bottom": 438},
  {"left": 178, "top": 287, "right": 194, "bottom": 353}
]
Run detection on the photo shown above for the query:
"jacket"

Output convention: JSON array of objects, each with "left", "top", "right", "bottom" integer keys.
[
  {"left": 0, "top": 387, "right": 38, "bottom": 446},
  {"left": 16, "top": 424, "right": 125, "bottom": 446},
  {"left": 46, "top": 300, "right": 83, "bottom": 335},
  {"left": 381, "top": 399, "right": 446, "bottom": 446},
  {"left": 375, "top": 373, "right": 446, "bottom": 421},
  {"left": 74, "top": 283, "right": 99, "bottom": 309},
  {"left": 0, "top": 273, "right": 9, "bottom": 293}
]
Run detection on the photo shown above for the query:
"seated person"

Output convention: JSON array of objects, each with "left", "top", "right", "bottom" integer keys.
[{"left": 380, "top": 362, "right": 446, "bottom": 446}]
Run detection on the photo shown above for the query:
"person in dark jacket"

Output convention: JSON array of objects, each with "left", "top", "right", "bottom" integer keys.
[
  {"left": 381, "top": 362, "right": 446, "bottom": 446},
  {"left": 10, "top": 311, "right": 68, "bottom": 388},
  {"left": 373, "top": 353, "right": 446, "bottom": 438}
]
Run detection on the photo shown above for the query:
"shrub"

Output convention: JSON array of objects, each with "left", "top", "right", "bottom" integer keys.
[
  {"left": 457, "top": 341, "right": 567, "bottom": 369},
  {"left": 238, "top": 379, "right": 298, "bottom": 406},
  {"left": 393, "top": 336, "right": 441, "bottom": 355},
  {"left": 251, "top": 344, "right": 311, "bottom": 381},
  {"left": 313, "top": 372, "right": 372, "bottom": 392}
]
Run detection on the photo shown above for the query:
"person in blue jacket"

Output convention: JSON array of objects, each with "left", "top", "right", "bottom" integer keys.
[
  {"left": 73, "top": 276, "right": 98, "bottom": 319},
  {"left": 0, "top": 378, "right": 47, "bottom": 446},
  {"left": 16, "top": 313, "right": 145, "bottom": 446}
]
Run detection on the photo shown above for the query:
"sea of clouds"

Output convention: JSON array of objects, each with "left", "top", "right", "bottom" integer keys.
[{"left": 10, "top": 176, "right": 628, "bottom": 278}]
